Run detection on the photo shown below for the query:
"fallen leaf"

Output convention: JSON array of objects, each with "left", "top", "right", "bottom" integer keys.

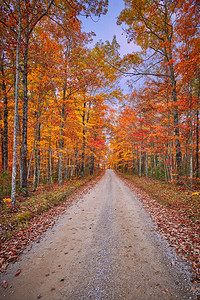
[
  {"left": 15, "top": 269, "right": 21, "bottom": 277},
  {"left": 2, "top": 280, "right": 8, "bottom": 288}
]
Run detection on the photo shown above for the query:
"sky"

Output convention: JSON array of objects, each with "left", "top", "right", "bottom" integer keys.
[
  {"left": 80, "top": 0, "right": 141, "bottom": 93},
  {"left": 80, "top": 0, "right": 138, "bottom": 56}
]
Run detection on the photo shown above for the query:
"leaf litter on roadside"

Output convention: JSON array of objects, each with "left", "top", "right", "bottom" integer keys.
[
  {"left": 119, "top": 175, "right": 200, "bottom": 286},
  {"left": 0, "top": 172, "right": 104, "bottom": 273}
]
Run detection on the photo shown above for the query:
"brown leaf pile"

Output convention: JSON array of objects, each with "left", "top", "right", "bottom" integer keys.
[
  {"left": 119, "top": 174, "right": 200, "bottom": 283},
  {"left": 0, "top": 171, "right": 104, "bottom": 273}
]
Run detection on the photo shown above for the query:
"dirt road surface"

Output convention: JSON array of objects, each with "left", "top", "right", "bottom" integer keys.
[{"left": 0, "top": 170, "right": 196, "bottom": 299}]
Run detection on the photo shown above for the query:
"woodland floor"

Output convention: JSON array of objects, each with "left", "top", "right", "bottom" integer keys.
[{"left": 0, "top": 169, "right": 199, "bottom": 299}]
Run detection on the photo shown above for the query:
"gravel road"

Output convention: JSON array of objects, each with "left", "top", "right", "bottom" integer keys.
[{"left": 0, "top": 170, "right": 196, "bottom": 299}]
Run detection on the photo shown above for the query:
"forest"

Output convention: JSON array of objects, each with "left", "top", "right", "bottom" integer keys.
[{"left": 0, "top": 0, "right": 200, "bottom": 206}]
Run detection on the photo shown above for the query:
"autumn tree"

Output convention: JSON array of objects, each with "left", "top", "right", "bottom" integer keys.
[
  {"left": 0, "top": 0, "right": 109, "bottom": 204},
  {"left": 118, "top": 0, "right": 183, "bottom": 175},
  {"left": 175, "top": 0, "right": 200, "bottom": 184}
]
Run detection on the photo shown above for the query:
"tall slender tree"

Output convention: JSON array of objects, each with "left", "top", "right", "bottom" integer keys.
[
  {"left": 118, "top": 0, "right": 183, "bottom": 174},
  {"left": 11, "top": 0, "right": 22, "bottom": 206}
]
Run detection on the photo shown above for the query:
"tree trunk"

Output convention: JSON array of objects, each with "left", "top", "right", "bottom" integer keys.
[
  {"left": 196, "top": 107, "right": 199, "bottom": 178},
  {"left": 169, "top": 63, "right": 182, "bottom": 176},
  {"left": 81, "top": 102, "right": 86, "bottom": 178},
  {"left": 196, "top": 76, "right": 200, "bottom": 178},
  {"left": 90, "top": 154, "right": 94, "bottom": 175},
  {"left": 169, "top": 140, "right": 173, "bottom": 181},
  {"left": 163, "top": 2, "right": 182, "bottom": 176},
  {"left": 37, "top": 123, "right": 41, "bottom": 188},
  {"left": 189, "top": 86, "right": 193, "bottom": 187},
  {"left": 132, "top": 147, "right": 135, "bottom": 174},
  {"left": 11, "top": 0, "right": 21, "bottom": 206},
  {"left": 33, "top": 148, "right": 37, "bottom": 190},
  {"left": 58, "top": 82, "right": 67, "bottom": 185},
  {"left": 20, "top": 0, "right": 54, "bottom": 189},
  {"left": 164, "top": 151, "right": 168, "bottom": 182},
  {"left": 58, "top": 140, "right": 63, "bottom": 185},
  {"left": 27, "top": 123, "right": 38, "bottom": 180},
  {"left": 145, "top": 151, "right": 148, "bottom": 177},
  {"left": 58, "top": 101, "right": 65, "bottom": 185},
  {"left": 65, "top": 154, "right": 69, "bottom": 180},
  {"left": 0, "top": 53, "right": 8, "bottom": 171},
  {"left": 21, "top": 39, "right": 29, "bottom": 191},
  {"left": 17, "top": 114, "right": 23, "bottom": 186},
  {"left": 70, "top": 164, "right": 75, "bottom": 180},
  {"left": 47, "top": 139, "right": 51, "bottom": 183},
  {"left": 1, "top": 128, "right": 3, "bottom": 169},
  {"left": 32, "top": 122, "right": 41, "bottom": 190},
  {"left": 167, "top": 98, "right": 173, "bottom": 181},
  {"left": 150, "top": 151, "right": 153, "bottom": 178},
  {"left": 50, "top": 149, "right": 53, "bottom": 184},
  {"left": 158, "top": 153, "right": 161, "bottom": 178},
  {"left": 139, "top": 145, "right": 141, "bottom": 177}
]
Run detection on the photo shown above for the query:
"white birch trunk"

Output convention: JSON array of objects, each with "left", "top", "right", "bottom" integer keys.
[
  {"left": 11, "top": 0, "right": 21, "bottom": 206},
  {"left": 145, "top": 151, "right": 148, "bottom": 177},
  {"left": 139, "top": 145, "right": 141, "bottom": 177},
  {"left": 58, "top": 149, "right": 63, "bottom": 185}
]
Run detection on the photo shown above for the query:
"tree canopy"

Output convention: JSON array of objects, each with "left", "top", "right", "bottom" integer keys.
[{"left": 0, "top": 0, "right": 199, "bottom": 204}]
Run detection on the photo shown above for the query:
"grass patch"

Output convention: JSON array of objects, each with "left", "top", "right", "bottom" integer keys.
[{"left": 119, "top": 173, "right": 200, "bottom": 222}]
